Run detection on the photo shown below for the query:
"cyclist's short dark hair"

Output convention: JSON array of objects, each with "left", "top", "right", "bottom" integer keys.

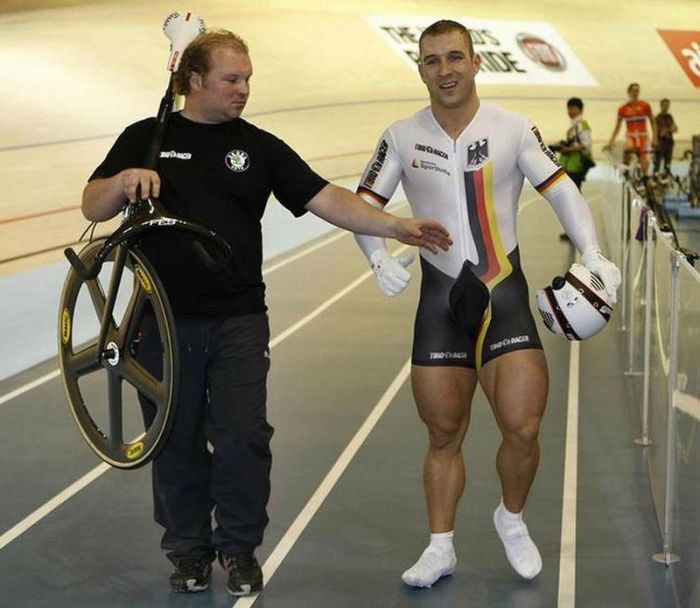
[
  {"left": 627, "top": 82, "right": 640, "bottom": 93},
  {"left": 567, "top": 97, "right": 584, "bottom": 110}
]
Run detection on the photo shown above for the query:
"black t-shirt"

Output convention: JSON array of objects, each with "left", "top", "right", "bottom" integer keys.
[
  {"left": 90, "top": 112, "right": 328, "bottom": 317},
  {"left": 655, "top": 112, "right": 675, "bottom": 142}
]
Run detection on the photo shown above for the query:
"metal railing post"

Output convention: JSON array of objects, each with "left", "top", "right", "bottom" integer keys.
[
  {"left": 653, "top": 252, "right": 682, "bottom": 565},
  {"left": 625, "top": 198, "right": 644, "bottom": 377},
  {"left": 635, "top": 213, "right": 655, "bottom": 446},
  {"left": 626, "top": 235, "right": 639, "bottom": 375},
  {"left": 619, "top": 183, "right": 630, "bottom": 331}
]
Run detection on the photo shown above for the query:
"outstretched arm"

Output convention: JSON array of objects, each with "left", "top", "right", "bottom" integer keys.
[{"left": 305, "top": 183, "right": 451, "bottom": 254}]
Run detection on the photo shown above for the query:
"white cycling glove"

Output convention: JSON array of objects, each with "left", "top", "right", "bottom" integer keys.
[
  {"left": 370, "top": 248, "right": 414, "bottom": 297},
  {"left": 581, "top": 247, "right": 621, "bottom": 304}
]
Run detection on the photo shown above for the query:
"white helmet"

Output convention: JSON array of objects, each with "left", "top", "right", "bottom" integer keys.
[{"left": 536, "top": 263, "right": 613, "bottom": 341}]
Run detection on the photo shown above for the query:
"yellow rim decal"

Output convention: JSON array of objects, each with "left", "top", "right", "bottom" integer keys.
[
  {"left": 134, "top": 265, "right": 152, "bottom": 294},
  {"left": 126, "top": 441, "right": 145, "bottom": 460},
  {"left": 61, "top": 308, "right": 71, "bottom": 344}
]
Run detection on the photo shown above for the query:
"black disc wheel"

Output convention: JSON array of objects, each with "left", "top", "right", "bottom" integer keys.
[{"left": 58, "top": 239, "right": 178, "bottom": 469}]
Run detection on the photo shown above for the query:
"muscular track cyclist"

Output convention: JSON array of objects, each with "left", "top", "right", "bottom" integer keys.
[{"left": 354, "top": 20, "right": 621, "bottom": 587}]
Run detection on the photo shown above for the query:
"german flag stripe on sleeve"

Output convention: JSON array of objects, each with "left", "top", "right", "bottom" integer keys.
[
  {"left": 535, "top": 168, "right": 567, "bottom": 194},
  {"left": 356, "top": 186, "right": 389, "bottom": 207}
]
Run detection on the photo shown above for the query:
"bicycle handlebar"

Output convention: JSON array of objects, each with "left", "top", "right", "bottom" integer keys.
[{"left": 64, "top": 197, "right": 233, "bottom": 280}]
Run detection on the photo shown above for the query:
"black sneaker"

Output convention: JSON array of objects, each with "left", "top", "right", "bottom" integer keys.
[
  {"left": 169, "top": 556, "right": 212, "bottom": 593},
  {"left": 219, "top": 551, "right": 263, "bottom": 596}
]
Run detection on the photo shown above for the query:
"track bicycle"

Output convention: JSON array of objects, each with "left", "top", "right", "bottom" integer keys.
[{"left": 58, "top": 194, "right": 231, "bottom": 468}]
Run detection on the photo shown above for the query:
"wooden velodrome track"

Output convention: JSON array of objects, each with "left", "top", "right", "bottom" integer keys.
[
  {"left": 0, "top": 2, "right": 698, "bottom": 607},
  {"left": 1, "top": 0, "right": 698, "bottom": 276}
]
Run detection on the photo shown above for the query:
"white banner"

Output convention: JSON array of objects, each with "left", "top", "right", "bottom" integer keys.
[{"left": 366, "top": 15, "right": 598, "bottom": 86}]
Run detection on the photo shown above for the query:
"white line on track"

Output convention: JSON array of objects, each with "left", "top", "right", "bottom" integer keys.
[
  {"left": 0, "top": 369, "right": 60, "bottom": 407},
  {"left": 270, "top": 246, "right": 409, "bottom": 349},
  {"left": 261, "top": 201, "right": 409, "bottom": 277},
  {"left": 233, "top": 358, "right": 412, "bottom": 608},
  {"left": 0, "top": 463, "right": 110, "bottom": 551},
  {"left": 557, "top": 341, "right": 580, "bottom": 607},
  {"left": 262, "top": 231, "right": 349, "bottom": 276},
  {"left": 0, "top": 245, "right": 407, "bottom": 552},
  {"left": 556, "top": 187, "right": 605, "bottom": 605}
]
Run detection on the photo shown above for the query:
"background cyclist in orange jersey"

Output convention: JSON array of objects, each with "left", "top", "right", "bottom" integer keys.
[{"left": 603, "top": 82, "right": 657, "bottom": 175}]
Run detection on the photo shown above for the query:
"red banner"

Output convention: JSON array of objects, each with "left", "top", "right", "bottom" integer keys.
[{"left": 657, "top": 30, "right": 700, "bottom": 87}]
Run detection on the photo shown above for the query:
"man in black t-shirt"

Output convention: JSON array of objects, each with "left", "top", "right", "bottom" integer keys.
[
  {"left": 653, "top": 98, "right": 678, "bottom": 175},
  {"left": 83, "top": 29, "right": 451, "bottom": 596}
]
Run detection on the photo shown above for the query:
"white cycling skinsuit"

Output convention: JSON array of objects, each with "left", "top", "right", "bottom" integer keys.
[{"left": 356, "top": 102, "right": 605, "bottom": 369}]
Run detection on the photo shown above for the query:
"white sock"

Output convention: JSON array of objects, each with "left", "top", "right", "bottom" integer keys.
[
  {"left": 493, "top": 500, "right": 542, "bottom": 579},
  {"left": 429, "top": 530, "right": 454, "bottom": 551},
  {"left": 401, "top": 531, "right": 456, "bottom": 588}
]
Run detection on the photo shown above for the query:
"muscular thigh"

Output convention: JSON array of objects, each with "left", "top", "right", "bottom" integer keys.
[
  {"left": 412, "top": 365, "right": 478, "bottom": 433},
  {"left": 478, "top": 349, "right": 548, "bottom": 434}
]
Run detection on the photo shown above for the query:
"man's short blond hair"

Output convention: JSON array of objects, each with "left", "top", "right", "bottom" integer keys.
[{"left": 173, "top": 29, "right": 249, "bottom": 95}]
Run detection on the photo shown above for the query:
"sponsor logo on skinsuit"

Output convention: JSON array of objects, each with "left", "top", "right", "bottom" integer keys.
[
  {"left": 411, "top": 159, "right": 451, "bottom": 176},
  {"left": 489, "top": 335, "right": 530, "bottom": 351},
  {"left": 531, "top": 126, "right": 561, "bottom": 167},
  {"left": 364, "top": 139, "right": 389, "bottom": 188},
  {"left": 429, "top": 351, "right": 468, "bottom": 360},
  {"left": 415, "top": 143, "right": 449, "bottom": 159}
]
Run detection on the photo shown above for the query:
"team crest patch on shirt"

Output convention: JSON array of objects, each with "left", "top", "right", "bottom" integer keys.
[
  {"left": 467, "top": 138, "right": 489, "bottom": 167},
  {"left": 225, "top": 149, "right": 250, "bottom": 172}
]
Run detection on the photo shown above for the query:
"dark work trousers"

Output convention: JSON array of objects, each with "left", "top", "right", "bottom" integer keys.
[
  {"left": 653, "top": 138, "right": 674, "bottom": 174},
  {"left": 136, "top": 312, "right": 272, "bottom": 563}
]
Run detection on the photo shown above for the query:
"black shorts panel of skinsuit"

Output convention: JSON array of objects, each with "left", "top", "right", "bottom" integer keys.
[{"left": 412, "top": 248, "right": 542, "bottom": 370}]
